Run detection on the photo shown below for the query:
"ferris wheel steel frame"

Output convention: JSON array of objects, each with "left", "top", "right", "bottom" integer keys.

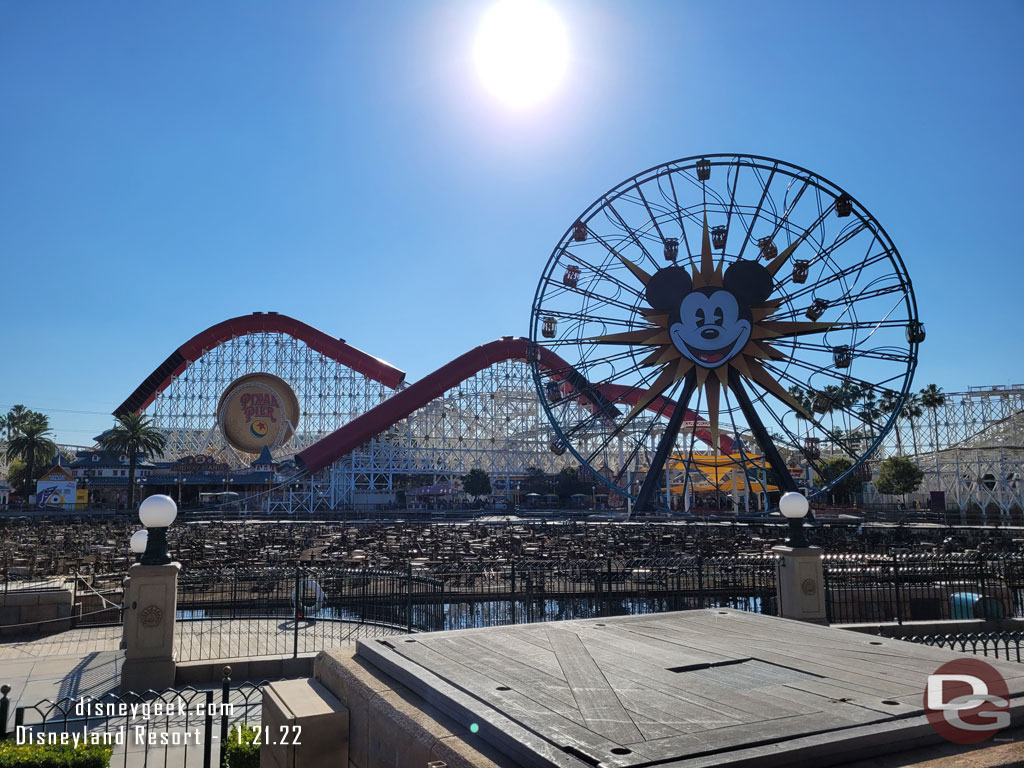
[{"left": 529, "top": 153, "right": 922, "bottom": 510}]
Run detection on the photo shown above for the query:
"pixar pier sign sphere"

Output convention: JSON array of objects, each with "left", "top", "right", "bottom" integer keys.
[{"left": 216, "top": 372, "right": 300, "bottom": 454}]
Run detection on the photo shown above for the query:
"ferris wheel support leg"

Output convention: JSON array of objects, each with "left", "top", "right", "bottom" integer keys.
[
  {"left": 635, "top": 370, "right": 698, "bottom": 512},
  {"left": 726, "top": 370, "right": 813, "bottom": 520}
]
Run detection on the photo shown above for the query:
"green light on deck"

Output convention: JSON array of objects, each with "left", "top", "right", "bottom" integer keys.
[{"left": 470, "top": 723, "right": 480, "bottom": 734}]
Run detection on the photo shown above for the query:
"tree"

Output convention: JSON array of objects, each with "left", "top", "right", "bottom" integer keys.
[
  {"left": 2, "top": 405, "right": 46, "bottom": 442},
  {"left": 900, "top": 393, "right": 923, "bottom": 456},
  {"left": 858, "top": 390, "right": 881, "bottom": 434},
  {"left": 5, "top": 423, "right": 56, "bottom": 500},
  {"left": 787, "top": 386, "right": 814, "bottom": 437},
  {"left": 462, "top": 468, "right": 491, "bottom": 503},
  {"left": 5, "top": 459, "right": 28, "bottom": 497},
  {"left": 4, "top": 405, "right": 31, "bottom": 441},
  {"left": 818, "top": 457, "right": 862, "bottom": 505},
  {"left": 875, "top": 456, "right": 924, "bottom": 502},
  {"left": 521, "top": 467, "right": 549, "bottom": 495},
  {"left": 100, "top": 413, "right": 167, "bottom": 510},
  {"left": 878, "top": 390, "right": 903, "bottom": 455},
  {"left": 821, "top": 384, "right": 844, "bottom": 433},
  {"left": 556, "top": 466, "right": 586, "bottom": 500},
  {"left": 919, "top": 384, "right": 946, "bottom": 454},
  {"left": 837, "top": 381, "right": 866, "bottom": 409}
]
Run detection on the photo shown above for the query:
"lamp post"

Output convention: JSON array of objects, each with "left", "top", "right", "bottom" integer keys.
[
  {"left": 129, "top": 530, "right": 148, "bottom": 563},
  {"left": 139, "top": 494, "right": 177, "bottom": 565},
  {"left": 772, "top": 490, "right": 826, "bottom": 623},
  {"left": 779, "top": 491, "right": 810, "bottom": 548},
  {"left": 122, "top": 493, "right": 180, "bottom": 692}
]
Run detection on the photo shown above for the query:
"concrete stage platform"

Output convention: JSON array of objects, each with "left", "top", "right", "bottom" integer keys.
[{"left": 354, "top": 609, "right": 1024, "bottom": 767}]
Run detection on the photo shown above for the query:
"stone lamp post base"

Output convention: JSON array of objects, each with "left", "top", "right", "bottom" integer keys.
[
  {"left": 772, "top": 545, "right": 827, "bottom": 624},
  {"left": 121, "top": 562, "right": 180, "bottom": 692}
]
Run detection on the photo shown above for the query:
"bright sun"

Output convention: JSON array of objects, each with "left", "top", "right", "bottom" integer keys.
[{"left": 473, "top": 0, "right": 568, "bottom": 109}]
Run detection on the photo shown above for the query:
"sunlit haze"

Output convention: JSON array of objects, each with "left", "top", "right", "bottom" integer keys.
[{"left": 474, "top": 0, "right": 569, "bottom": 108}]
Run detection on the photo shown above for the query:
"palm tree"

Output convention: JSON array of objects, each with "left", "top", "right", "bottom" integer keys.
[
  {"left": 919, "top": 384, "right": 946, "bottom": 453},
  {"left": 900, "top": 393, "right": 923, "bottom": 456},
  {"left": 920, "top": 384, "right": 946, "bottom": 496},
  {"left": 4, "top": 405, "right": 32, "bottom": 441},
  {"left": 100, "top": 413, "right": 167, "bottom": 510},
  {"left": 25, "top": 411, "right": 48, "bottom": 430},
  {"left": 788, "top": 385, "right": 814, "bottom": 437},
  {"left": 879, "top": 390, "right": 904, "bottom": 455},
  {"left": 858, "top": 390, "right": 879, "bottom": 428},
  {"left": 835, "top": 381, "right": 864, "bottom": 412},
  {"left": 5, "top": 423, "right": 57, "bottom": 499},
  {"left": 821, "top": 384, "right": 845, "bottom": 440}
]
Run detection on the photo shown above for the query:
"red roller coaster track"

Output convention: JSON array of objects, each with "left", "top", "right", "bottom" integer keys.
[
  {"left": 295, "top": 336, "right": 732, "bottom": 473},
  {"left": 116, "top": 314, "right": 731, "bottom": 474},
  {"left": 114, "top": 312, "right": 406, "bottom": 417}
]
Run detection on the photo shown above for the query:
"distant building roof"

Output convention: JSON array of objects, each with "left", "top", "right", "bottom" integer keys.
[
  {"left": 37, "top": 463, "right": 75, "bottom": 481},
  {"left": 70, "top": 449, "right": 156, "bottom": 469}
]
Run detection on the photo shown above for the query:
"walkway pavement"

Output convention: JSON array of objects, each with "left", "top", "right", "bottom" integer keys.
[
  {"left": 0, "top": 642, "right": 264, "bottom": 768},
  {"left": 0, "top": 627, "right": 270, "bottom": 768},
  {"left": 0, "top": 627, "right": 123, "bottom": 720},
  {"left": 0, "top": 619, "right": 401, "bottom": 731}
]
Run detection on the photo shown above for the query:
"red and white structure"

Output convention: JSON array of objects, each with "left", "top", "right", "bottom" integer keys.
[{"left": 113, "top": 312, "right": 1024, "bottom": 517}]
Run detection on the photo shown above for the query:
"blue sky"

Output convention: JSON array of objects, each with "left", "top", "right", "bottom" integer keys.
[{"left": 1, "top": 0, "right": 1021, "bottom": 445}]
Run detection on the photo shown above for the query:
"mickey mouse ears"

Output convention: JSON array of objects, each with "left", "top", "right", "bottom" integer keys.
[
  {"left": 645, "top": 267, "right": 691, "bottom": 310},
  {"left": 646, "top": 260, "right": 772, "bottom": 310}
]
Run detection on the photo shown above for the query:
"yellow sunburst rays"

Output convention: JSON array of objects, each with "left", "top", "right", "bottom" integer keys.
[{"left": 583, "top": 217, "right": 840, "bottom": 443}]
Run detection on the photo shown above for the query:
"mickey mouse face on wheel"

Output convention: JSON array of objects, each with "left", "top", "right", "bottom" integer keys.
[{"left": 645, "top": 261, "right": 773, "bottom": 369}]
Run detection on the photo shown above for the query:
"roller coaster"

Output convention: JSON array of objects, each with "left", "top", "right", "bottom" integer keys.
[{"left": 99, "top": 311, "right": 1023, "bottom": 518}]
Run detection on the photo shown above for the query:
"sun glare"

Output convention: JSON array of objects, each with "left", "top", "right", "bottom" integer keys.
[{"left": 473, "top": 0, "right": 568, "bottom": 109}]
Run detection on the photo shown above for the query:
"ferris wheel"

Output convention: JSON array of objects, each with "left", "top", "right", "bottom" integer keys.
[{"left": 529, "top": 154, "right": 922, "bottom": 512}]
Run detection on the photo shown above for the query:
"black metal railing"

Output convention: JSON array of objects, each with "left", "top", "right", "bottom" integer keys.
[
  {"left": 1, "top": 574, "right": 67, "bottom": 595},
  {"left": 434, "top": 555, "right": 778, "bottom": 630},
  {"left": 15, "top": 553, "right": 1024, "bottom": 660},
  {"left": 823, "top": 553, "right": 1024, "bottom": 625},
  {"left": 0, "top": 667, "right": 266, "bottom": 768},
  {"left": 171, "top": 557, "right": 778, "bottom": 660},
  {"left": 174, "top": 564, "right": 444, "bottom": 662},
  {"left": 894, "top": 632, "right": 1024, "bottom": 663}
]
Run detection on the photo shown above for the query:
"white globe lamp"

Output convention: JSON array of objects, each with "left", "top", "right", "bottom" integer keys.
[
  {"left": 138, "top": 494, "right": 177, "bottom": 565},
  {"left": 779, "top": 492, "right": 810, "bottom": 547},
  {"left": 779, "top": 492, "right": 809, "bottom": 519},
  {"left": 139, "top": 495, "right": 177, "bottom": 528},
  {"left": 129, "top": 529, "right": 148, "bottom": 561}
]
